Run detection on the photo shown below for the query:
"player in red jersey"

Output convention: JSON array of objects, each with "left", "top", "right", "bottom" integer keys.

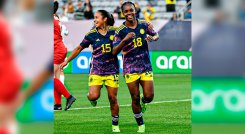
[
  {"left": 0, "top": 0, "right": 23, "bottom": 133},
  {"left": 53, "top": 1, "right": 76, "bottom": 111}
]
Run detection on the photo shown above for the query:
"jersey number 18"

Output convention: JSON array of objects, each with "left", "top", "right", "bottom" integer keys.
[{"left": 133, "top": 37, "right": 143, "bottom": 48}]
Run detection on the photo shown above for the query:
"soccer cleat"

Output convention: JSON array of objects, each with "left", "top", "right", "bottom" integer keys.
[
  {"left": 54, "top": 104, "right": 62, "bottom": 111},
  {"left": 65, "top": 95, "right": 76, "bottom": 111},
  {"left": 112, "top": 125, "right": 120, "bottom": 132},
  {"left": 137, "top": 124, "right": 145, "bottom": 133},
  {"left": 90, "top": 100, "right": 97, "bottom": 107},
  {"left": 140, "top": 94, "right": 146, "bottom": 113}
]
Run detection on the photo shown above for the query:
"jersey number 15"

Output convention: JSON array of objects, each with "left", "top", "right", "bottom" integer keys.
[{"left": 102, "top": 44, "right": 111, "bottom": 53}]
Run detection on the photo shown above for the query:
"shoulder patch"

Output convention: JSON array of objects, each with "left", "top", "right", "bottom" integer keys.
[
  {"left": 138, "top": 19, "right": 147, "bottom": 24},
  {"left": 86, "top": 28, "right": 97, "bottom": 36},
  {"left": 116, "top": 24, "right": 126, "bottom": 34},
  {"left": 109, "top": 26, "right": 118, "bottom": 31}
]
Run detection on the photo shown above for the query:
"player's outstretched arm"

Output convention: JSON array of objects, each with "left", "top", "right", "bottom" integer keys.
[
  {"left": 112, "top": 32, "right": 136, "bottom": 55},
  {"left": 60, "top": 46, "right": 84, "bottom": 70}
]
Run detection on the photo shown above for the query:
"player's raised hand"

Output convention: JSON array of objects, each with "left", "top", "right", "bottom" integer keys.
[
  {"left": 146, "top": 33, "right": 159, "bottom": 42},
  {"left": 60, "top": 61, "right": 68, "bottom": 70},
  {"left": 145, "top": 35, "right": 154, "bottom": 42},
  {"left": 123, "top": 32, "right": 136, "bottom": 42}
]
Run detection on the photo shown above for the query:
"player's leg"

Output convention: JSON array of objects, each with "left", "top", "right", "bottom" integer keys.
[
  {"left": 54, "top": 88, "right": 62, "bottom": 110},
  {"left": 54, "top": 78, "right": 76, "bottom": 111},
  {"left": 54, "top": 64, "right": 61, "bottom": 79},
  {"left": 87, "top": 75, "right": 104, "bottom": 106},
  {"left": 127, "top": 80, "right": 141, "bottom": 113},
  {"left": 105, "top": 75, "right": 120, "bottom": 132},
  {"left": 54, "top": 50, "right": 67, "bottom": 79},
  {"left": 139, "top": 72, "right": 154, "bottom": 113},
  {"left": 106, "top": 86, "right": 119, "bottom": 117},
  {"left": 60, "top": 71, "right": 65, "bottom": 84},
  {"left": 54, "top": 63, "right": 76, "bottom": 110},
  {"left": 53, "top": 64, "right": 62, "bottom": 108},
  {"left": 87, "top": 86, "right": 102, "bottom": 106},
  {"left": 127, "top": 79, "right": 145, "bottom": 132},
  {"left": 106, "top": 86, "right": 120, "bottom": 132},
  {"left": 140, "top": 80, "right": 154, "bottom": 103}
]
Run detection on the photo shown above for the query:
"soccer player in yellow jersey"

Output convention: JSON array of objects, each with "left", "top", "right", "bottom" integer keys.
[
  {"left": 60, "top": 10, "right": 120, "bottom": 132},
  {"left": 112, "top": 2, "right": 159, "bottom": 133}
]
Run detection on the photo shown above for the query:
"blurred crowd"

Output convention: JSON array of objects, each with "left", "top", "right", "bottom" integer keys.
[
  {"left": 58, "top": 0, "right": 93, "bottom": 21},
  {"left": 57, "top": 0, "right": 191, "bottom": 22}
]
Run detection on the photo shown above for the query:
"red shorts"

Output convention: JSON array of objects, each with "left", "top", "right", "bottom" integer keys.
[
  {"left": 54, "top": 49, "right": 67, "bottom": 64},
  {"left": 0, "top": 69, "right": 22, "bottom": 103}
]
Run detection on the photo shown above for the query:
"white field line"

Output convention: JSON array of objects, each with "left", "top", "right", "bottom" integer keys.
[{"left": 58, "top": 99, "right": 191, "bottom": 111}]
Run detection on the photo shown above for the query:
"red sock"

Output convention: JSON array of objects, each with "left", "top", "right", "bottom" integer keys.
[
  {"left": 54, "top": 78, "right": 71, "bottom": 99},
  {"left": 54, "top": 87, "right": 61, "bottom": 105}
]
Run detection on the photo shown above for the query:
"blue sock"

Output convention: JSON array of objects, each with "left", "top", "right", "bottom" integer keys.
[
  {"left": 134, "top": 112, "right": 144, "bottom": 126},
  {"left": 112, "top": 116, "right": 119, "bottom": 125}
]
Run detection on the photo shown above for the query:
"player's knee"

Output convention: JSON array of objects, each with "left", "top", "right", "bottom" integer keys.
[
  {"left": 144, "top": 93, "right": 154, "bottom": 103},
  {"left": 87, "top": 93, "right": 100, "bottom": 101}
]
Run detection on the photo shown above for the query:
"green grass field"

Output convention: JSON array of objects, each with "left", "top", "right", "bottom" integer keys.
[{"left": 54, "top": 74, "right": 191, "bottom": 134}]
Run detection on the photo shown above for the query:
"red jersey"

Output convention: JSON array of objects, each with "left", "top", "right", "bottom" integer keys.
[
  {"left": 0, "top": 13, "right": 23, "bottom": 103},
  {"left": 54, "top": 15, "right": 67, "bottom": 64}
]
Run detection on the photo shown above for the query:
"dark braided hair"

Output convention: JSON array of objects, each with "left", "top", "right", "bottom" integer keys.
[
  {"left": 97, "top": 10, "right": 115, "bottom": 26},
  {"left": 121, "top": 1, "right": 136, "bottom": 12},
  {"left": 54, "top": 1, "right": 59, "bottom": 14}
]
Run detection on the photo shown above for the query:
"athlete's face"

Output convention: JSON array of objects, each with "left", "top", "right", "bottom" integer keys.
[
  {"left": 94, "top": 12, "right": 107, "bottom": 28},
  {"left": 123, "top": 4, "right": 136, "bottom": 22}
]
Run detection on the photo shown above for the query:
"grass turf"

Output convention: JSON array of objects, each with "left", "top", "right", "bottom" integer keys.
[
  {"left": 192, "top": 124, "right": 245, "bottom": 134},
  {"left": 54, "top": 74, "right": 191, "bottom": 134}
]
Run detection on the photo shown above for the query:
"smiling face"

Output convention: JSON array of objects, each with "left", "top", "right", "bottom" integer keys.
[
  {"left": 122, "top": 4, "right": 136, "bottom": 23},
  {"left": 94, "top": 12, "right": 107, "bottom": 28}
]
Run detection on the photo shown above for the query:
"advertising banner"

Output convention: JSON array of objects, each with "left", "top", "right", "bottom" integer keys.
[
  {"left": 192, "top": 78, "right": 245, "bottom": 123},
  {"left": 152, "top": 51, "right": 192, "bottom": 74},
  {"left": 71, "top": 52, "right": 92, "bottom": 73},
  {"left": 64, "top": 51, "right": 192, "bottom": 74}
]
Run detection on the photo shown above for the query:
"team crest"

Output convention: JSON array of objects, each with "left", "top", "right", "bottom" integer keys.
[
  {"left": 110, "top": 35, "right": 114, "bottom": 41},
  {"left": 140, "top": 29, "right": 145, "bottom": 34}
]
